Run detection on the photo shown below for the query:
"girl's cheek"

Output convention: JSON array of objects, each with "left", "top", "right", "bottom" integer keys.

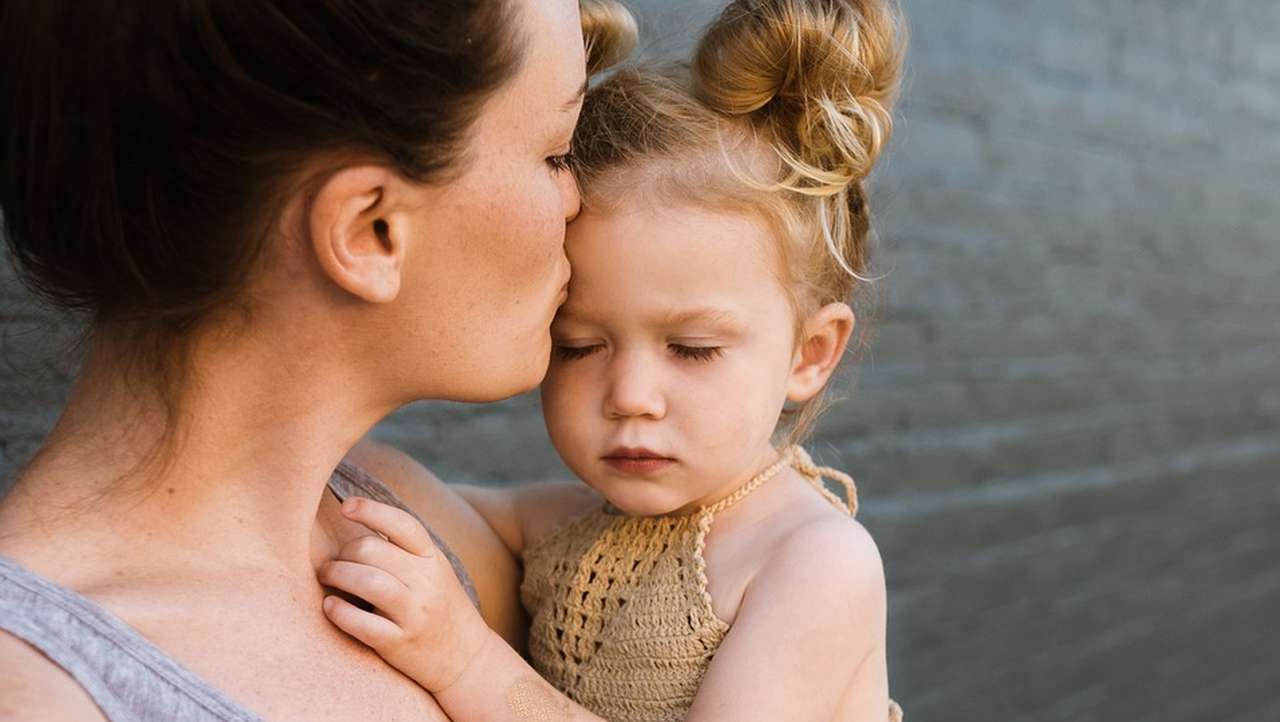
[{"left": 544, "top": 365, "right": 589, "bottom": 413}]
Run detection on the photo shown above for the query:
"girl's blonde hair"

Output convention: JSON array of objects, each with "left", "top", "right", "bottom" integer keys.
[
  {"left": 581, "top": 0, "right": 640, "bottom": 75},
  {"left": 572, "top": 0, "right": 905, "bottom": 442}
]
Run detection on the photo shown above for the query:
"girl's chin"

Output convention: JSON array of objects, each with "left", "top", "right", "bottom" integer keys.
[{"left": 597, "top": 485, "right": 690, "bottom": 518}]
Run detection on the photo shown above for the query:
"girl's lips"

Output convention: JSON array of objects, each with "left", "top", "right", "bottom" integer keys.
[
  {"left": 602, "top": 449, "right": 675, "bottom": 476},
  {"left": 602, "top": 457, "right": 675, "bottom": 475}
]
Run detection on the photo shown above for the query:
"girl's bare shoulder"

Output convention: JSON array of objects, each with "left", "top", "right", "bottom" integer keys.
[
  {"left": 707, "top": 470, "right": 885, "bottom": 623},
  {"left": 758, "top": 474, "right": 886, "bottom": 603},
  {"left": 510, "top": 481, "right": 603, "bottom": 552}
]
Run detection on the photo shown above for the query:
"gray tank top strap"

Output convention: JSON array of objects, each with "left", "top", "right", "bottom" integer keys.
[
  {"left": 0, "top": 459, "right": 472, "bottom": 721},
  {"left": 0, "top": 556, "right": 263, "bottom": 722},
  {"left": 328, "top": 460, "right": 480, "bottom": 609}
]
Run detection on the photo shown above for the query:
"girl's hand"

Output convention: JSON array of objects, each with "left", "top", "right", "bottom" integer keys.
[{"left": 319, "top": 497, "right": 492, "bottom": 693}]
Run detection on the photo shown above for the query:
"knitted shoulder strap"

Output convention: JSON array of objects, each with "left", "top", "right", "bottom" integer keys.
[
  {"left": 791, "top": 446, "right": 859, "bottom": 517},
  {"left": 701, "top": 447, "right": 798, "bottom": 517}
]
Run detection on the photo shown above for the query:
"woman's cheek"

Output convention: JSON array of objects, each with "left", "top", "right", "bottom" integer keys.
[
  {"left": 500, "top": 172, "right": 556, "bottom": 273},
  {"left": 533, "top": 174, "right": 568, "bottom": 245}
]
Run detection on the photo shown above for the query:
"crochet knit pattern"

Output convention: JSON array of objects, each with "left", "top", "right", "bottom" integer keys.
[{"left": 520, "top": 446, "right": 903, "bottom": 721}]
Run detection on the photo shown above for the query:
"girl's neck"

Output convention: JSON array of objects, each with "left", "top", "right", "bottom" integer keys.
[
  {"left": 0, "top": 325, "right": 391, "bottom": 582},
  {"left": 666, "top": 443, "right": 786, "bottom": 517}
]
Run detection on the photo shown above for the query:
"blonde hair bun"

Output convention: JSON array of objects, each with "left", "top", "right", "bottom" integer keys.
[
  {"left": 693, "top": 0, "right": 904, "bottom": 194},
  {"left": 581, "top": 0, "right": 640, "bottom": 76}
]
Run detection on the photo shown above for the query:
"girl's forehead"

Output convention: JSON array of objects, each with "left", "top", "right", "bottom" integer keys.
[
  {"left": 568, "top": 204, "right": 774, "bottom": 278},
  {"left": 556, "top": 300, "right": 750, "bottom": 333},
  {"left": 568, "top": 201, "right": 773, "bottom": 253},
  {"left": 560, "top": 204, "right": 790, "bottom": 326}
]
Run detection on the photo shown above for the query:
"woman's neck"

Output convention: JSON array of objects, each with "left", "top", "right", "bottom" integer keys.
[{"left": 0, "top": 324, "right": 392, "bottom": 581}]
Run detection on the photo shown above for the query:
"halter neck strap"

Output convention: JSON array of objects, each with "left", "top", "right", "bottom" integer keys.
[
  {"left": 700, "top": 447, "right": 797, "bottom": 516},
  {"left": 791, "top": 446, "right": 859, "bottom": 516},
  {"left": 699, "top": 446, "right": 858, "bottom": 518}
]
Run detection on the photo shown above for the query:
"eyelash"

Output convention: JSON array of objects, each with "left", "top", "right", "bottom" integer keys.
[
  {"left": 547, "top": 150, "right": 575, "bottom": 173},
  {"left": 552, "top": 344, "right": 724, "bottom": 363},
  {"left": 671, "top": 345, "right": 723, "bottom": 363},
  {"left": 553, "top": 345, "right": 599, "bottom": 361}
]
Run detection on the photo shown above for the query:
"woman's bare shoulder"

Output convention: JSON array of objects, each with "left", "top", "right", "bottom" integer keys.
[{"left": 0, "top": 631, "right": 107, "bottom": 722}]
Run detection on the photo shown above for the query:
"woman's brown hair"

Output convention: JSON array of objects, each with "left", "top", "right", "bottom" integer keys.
[
  {"left": 3, "top": 2, "right": 520, "bottom": 326},
  {"left": 1, "top": 0, "right": 633, "bottom": 379},
  {"left": 0, "top": 0, "right": 635, "bottom": 476}
]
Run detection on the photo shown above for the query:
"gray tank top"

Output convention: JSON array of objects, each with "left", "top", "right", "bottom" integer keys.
[{"left": 0, "top": 461, "right": 478, "bottom": 722}]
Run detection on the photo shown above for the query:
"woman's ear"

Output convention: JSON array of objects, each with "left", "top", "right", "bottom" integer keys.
[
  {"left": 786, "top": 303, "right": 856, "bottom": 403},
  {"left": 308, "top": 166, "right": 406, "bottom": 303}
]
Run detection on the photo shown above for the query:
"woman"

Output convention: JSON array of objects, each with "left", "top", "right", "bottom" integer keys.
[{"left": 0, "top": 0, "right": 633, "bottom": 719}]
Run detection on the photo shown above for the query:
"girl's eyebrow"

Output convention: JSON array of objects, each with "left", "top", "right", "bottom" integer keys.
[
  {"left": 554, "top": 306, "right": 745, "bottom": 332},
  {"left": 654, "top": 307, "right": 745, "bottom": 331}
]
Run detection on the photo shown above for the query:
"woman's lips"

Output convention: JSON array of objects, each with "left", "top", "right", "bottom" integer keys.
[{"left": 602, "top": 449, "right": 675, "bottom": 476}]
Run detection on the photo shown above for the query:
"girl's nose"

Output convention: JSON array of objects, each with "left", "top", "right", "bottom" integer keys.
[{"left": 603, "top": 354, "right": 666, "bottom": 420}]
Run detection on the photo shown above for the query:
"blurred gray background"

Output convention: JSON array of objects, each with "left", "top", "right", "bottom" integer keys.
[{"left": 3, "top": 0, "right": 1279, "bottom": 720}]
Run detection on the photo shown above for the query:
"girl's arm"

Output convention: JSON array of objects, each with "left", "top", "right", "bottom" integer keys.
[
  {"left": 321, "top": 498, "right": 890, "bottom": 722},
  {"left": 453, "top": 480, "right": 601, "bottom": 558}
]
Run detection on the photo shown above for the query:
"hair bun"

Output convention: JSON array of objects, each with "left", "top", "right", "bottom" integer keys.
[
  {"left": 692, "top": 0, "right": 904, "bottom": 194},
  {"left": 581, "top": 0, "right": 639, "bottom": 76}
]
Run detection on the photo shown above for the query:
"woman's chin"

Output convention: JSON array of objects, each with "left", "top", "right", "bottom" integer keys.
[
  {"left": 402, "top": 331, "right": 552, "bottom": 404},
  {"left": 457, "top": 349, "right": 551, "bottom": 403}
]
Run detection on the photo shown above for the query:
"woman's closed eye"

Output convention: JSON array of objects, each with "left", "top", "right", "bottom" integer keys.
[{"left": 546, "top": 149, "right": 575, "bottom": 173}]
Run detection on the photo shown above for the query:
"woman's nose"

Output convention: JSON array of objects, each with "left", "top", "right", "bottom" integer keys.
[
  {"left": 603, "top": 355, "right": 666, "bottom": 420},
  {"left": 562, "top": 170, "right": 582, "bottom": 222}
]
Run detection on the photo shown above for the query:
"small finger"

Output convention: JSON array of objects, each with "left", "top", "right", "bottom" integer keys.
[
  {"left": 319, "top": 559, "right": 408, "bottom": 614},
  {"left": 341, "top": 498, "right": 435, "bottom": 557},
  {"left": 339, "top": 533, "right": 441, "bottom": 587},
  {"left": 322, "top": 595, "right": 402, "bottom": 650}
]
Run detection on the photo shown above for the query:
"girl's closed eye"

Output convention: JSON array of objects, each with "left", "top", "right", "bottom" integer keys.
[
  {"left": 670, "top": 344, "right": 723, "bottom": 363},
  {"left": 553, "top": 343, "right": 602, "bottom": 361}
]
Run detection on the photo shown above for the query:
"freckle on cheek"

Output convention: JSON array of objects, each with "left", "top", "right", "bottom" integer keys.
[{"left": 506, "top": 676, "right": 570, "bottom": 721}]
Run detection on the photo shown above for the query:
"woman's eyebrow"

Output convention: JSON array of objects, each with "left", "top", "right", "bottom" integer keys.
[{"left": 561, "top": 79, "right": 588, "bottom": 112}]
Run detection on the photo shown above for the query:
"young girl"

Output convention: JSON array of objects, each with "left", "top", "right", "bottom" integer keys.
[{"left": 319, "top": 0, "right": 905, "bottom": 719}]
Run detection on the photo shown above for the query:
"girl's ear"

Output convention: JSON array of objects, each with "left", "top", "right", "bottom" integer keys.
[
  {"left": 786, "top": 303, "right": 855, "bottom": 403},
  {"left": 308, "top": 166, "right": 408, "bottom": 304}
]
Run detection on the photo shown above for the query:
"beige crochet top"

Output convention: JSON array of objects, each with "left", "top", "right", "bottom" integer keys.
[{"left": 520, "top": 446, "right": 904, "bottom": 722}]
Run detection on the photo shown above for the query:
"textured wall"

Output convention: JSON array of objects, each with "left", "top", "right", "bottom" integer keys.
[{"left": 3, "top": 1, "right": 1279, "bottom": 720}]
